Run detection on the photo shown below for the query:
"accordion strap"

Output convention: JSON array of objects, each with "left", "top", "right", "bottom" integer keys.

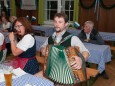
[{"left": 53, "top": 35, "right": 72, "bottom": 45}]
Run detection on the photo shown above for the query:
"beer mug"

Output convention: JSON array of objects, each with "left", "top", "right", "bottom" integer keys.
[{"left": 2, "top": 61, "right": 13, "bottom": 86}]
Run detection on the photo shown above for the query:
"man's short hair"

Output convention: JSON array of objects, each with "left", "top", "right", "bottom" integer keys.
[
  {"left": 54, "top": 12, "right": 68, "bottom": 23},
  {"left": 85, "top": 21, "right": 94, "bottom": 28}
]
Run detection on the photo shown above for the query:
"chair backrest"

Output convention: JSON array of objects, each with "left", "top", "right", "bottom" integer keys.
[{"left": 0, "top": 48, "right": 7, "bottom": 63}]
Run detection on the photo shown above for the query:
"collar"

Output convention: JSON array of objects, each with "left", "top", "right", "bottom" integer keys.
[{"left": 52, "top": 30, "right": 66, "bottom": 39}]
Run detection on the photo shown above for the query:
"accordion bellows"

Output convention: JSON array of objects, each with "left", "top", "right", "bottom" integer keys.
[{"left": 45, "top": 45, "right": 87, "bottom": 84}]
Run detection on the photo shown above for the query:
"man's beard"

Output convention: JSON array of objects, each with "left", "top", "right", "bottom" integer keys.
[
  {"left": 56, "top": 30, "right": 61, "bottom": 33},
  {"left": 55, "top": 27, "right": 61, "bottom": 33}
]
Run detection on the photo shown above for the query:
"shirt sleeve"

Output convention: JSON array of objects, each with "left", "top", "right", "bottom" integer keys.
[
  {"left": 0, "top": 33, "right": 4, "bottom": 45},
  {"left": 17, "top": 34, "right": 35, "bottom": 51},
  {"left": 71, "top": 36, "right": 89, "bottom": 53},
  {"left": 2, "top": 22, "right": 11, "bottom": 29}
]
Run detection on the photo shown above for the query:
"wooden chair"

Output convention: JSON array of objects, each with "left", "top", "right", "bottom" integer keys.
[{"left": 110, "top": 46, "right": 115, "bottom": 51}]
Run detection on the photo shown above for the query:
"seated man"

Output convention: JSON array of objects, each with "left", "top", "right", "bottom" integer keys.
[
  {"left": 35, "top": 13, "right": 90, "bottom": 85},
  {"left": 78, "top": 20, "right": 108, "bottom": 79},
  {"left": 78, "top": 21, "right": 105, "bottom": 45}
]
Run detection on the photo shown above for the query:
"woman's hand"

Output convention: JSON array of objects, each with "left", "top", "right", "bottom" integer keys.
[
  {"left": 9, "top": 32, "right": 15, "bottom": 42},
  {"left": 70, "top": 56, "right": 82, "bottom": 70}
]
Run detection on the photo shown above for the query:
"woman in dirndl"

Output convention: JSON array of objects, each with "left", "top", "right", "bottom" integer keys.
[{"left": 8, "top": 17, "right": 39, "bottom": 74}]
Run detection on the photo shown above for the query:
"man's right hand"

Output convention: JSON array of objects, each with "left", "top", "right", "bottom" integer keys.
[{"left": 41, "top": 47, "right": 49, "bottom": 57}]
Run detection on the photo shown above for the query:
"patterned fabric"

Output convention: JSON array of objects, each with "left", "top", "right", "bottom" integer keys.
[
  {"left": 48, "top": 31, "right": 72, "bottom": 48},
  {"left": 100, "top": 32, "right": 115, "bottom": 41},
  {"left": 35, "top": 36, "right": 111, "bottom": 73},
  {"left": 46, "top": 45, "right": 76, "bottom": 84},
  {"left": 23, "top": 58, "right": 39, "bottom": 75},
  {"left": 0, "top": 74, "right": 54, "bottom": 86},
  {"left": 84, "top": 43, "right": 111, "bottom": 73},
  {"left": 9, "top": 57, "right": 39, "bottom": 75},
  {"left": 32, "top": 25, "right": 54, "bottom": 36}
]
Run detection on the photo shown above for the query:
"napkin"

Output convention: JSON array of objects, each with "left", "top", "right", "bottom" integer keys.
[{"left": 13, "top": 67, "right": 26, "bottom": 77}]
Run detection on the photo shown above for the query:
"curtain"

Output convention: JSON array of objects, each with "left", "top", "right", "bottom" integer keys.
[
  {"left": 73, "top": 0, "right": 79, "bottom": 22},
  {"left": 38, "top": 0, "right": 44, "bottom": 25},
  {"left": 11, "top": 0, "right": 16, "bottom": 16}
]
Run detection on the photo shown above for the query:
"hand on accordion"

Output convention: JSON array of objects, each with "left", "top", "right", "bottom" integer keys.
[
  {"left": 70, "top": 56, "right": 82, "bottom": 70},
  {"left": 40, "top": 47, "right": 49, "bottom": 57}
]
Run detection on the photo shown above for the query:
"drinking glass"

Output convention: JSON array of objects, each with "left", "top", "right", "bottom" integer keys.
[{"left": 2, "top": 61, "right": 13, "bottom": 86}]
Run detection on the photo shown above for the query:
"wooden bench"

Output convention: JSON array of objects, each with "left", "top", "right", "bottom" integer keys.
[{"left": 110, "top": 46, "right": 115, "bottom": 51}]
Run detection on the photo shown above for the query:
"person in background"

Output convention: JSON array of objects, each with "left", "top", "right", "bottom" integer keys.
[
  {"left": 0, "top": 32, "right": 5, "bottom": 61},
  {"left": 9, "top": 16, "right": 17, "bottom": 32},
  {"left": 78, "top": 20, "right": 108, "bottom": 79},
  {"left": 1, "top": 16, "right": 11, "bottom": 55},
  {"left": 35, "top": 13, "right": 90, "bottom": 81},
  {"left": 0, "top": 16, "right": 2, "bottom": 28},
  {"left": 78, "top": 21, "right": 105, "bottom": 45},
  {"left": 1, "top": 16, "right": 11, "bottom": 32},
  {"left": 1, "top": 6, "right": 9, "bottom": 17},
  {"left": 9, "top": 16, "right": 17, "bottom": 23},
  {"left": 8, "top": 17, "right": 39, "bottom": 74}
]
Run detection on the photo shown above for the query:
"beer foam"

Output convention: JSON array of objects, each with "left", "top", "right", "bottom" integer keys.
[{"left": 4, "top": 70, "right": 11, "bottom": 74}]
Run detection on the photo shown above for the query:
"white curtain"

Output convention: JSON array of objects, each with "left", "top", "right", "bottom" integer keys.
[{"left": 21, "top": 0, "right": 36, "bottom": 10}]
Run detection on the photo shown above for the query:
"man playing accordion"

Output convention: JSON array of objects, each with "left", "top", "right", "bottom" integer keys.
[{"left": 35, "top": 13, "right": 90, "bottom": 85}]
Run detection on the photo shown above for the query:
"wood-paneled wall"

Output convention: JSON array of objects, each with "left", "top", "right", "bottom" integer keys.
[
  {"left": 79, "top": 0, "right": 115, "bottom": 33},
  {"left": 16, "top": 7, "right": 38, "bottom": 25}
]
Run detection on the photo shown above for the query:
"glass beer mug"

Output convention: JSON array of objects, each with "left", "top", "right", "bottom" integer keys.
[{"left": 2, "top": 61, "right": 13, "bottom": 86}]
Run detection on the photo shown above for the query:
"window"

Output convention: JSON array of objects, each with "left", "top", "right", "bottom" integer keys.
[
  {"left": 0, "top": 0, "right": 12, "bottom": 16},
  {"left": 44, "top": 0, "right": 74, "bottom": 25}
]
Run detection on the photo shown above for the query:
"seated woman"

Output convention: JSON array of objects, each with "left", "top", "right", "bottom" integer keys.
[
  {"left": 1, "top": 16, "right": 11, "bottom": 32},
  {"left": 8, "top": 17, "right": 39, "bottom": 75}
]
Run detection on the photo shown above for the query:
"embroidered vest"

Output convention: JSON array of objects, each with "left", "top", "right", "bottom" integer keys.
[{"left": 48, "top": 31, "right": 72, "bottom": 48}]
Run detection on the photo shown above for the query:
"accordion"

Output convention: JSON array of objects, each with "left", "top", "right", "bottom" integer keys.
[{"left": 44, "top": 45, "right": 87, "bottom": 85}]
